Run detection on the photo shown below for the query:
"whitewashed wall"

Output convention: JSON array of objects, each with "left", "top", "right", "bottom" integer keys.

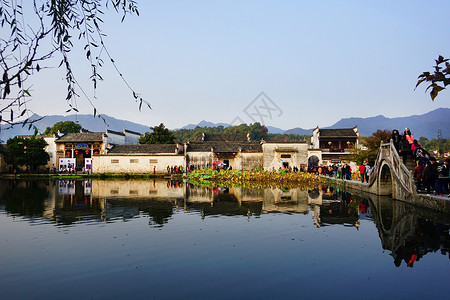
[
  {"left": 262, "top": 143, "right": 309, "bottom": 170},
  {"left": 235, "top": 152, "right": 263, "bottom": 170},
  {"left": 92, "top": 155, "right": 185, "bottom": 173},
  {"left": 44, "top": 136, "right": 57, "bottom": 168}
]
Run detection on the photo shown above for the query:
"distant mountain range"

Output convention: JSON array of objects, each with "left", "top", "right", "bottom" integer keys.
[
  {"left": 180, "top": 108, "right": 449, "bottom": 139},
  {"left": 0, "top": 114, "right": 150, "bottom": 142},
  {"left": 1, "top": 108, "right": 449, "bottom": 142}
]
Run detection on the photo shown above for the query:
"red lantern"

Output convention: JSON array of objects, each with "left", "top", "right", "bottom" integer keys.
[
  {"left": 75, "top": 150, "right": 79, "bottom": 154},
  {"left": 66, "top": 150, "right": 71, "bottom": 156},
  {"left": 85, "top": 150, "right": 89, "bottom": 154}
]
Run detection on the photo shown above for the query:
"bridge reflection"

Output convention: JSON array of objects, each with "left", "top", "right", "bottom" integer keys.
[
  {"left": 368, "top": 195, "right": 450, "bottom": 267},
  {"left": 0, "top": 179, "right": 448, "bottom": 267}
]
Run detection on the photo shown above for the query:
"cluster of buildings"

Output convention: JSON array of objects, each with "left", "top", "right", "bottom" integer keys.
[{"left": 1, "top": 126, "right": 360, "bottom": 173}]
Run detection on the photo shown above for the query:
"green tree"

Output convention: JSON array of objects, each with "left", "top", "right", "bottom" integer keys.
[
  {"left": 348, "top": 130, "right": 391, "bottom": 164},
  {"left": 0, "top": 0, "right": 149, "bottom": 128},
  {"left": 140, "top": 123, "right": 175, "bottom": 144},
  {"left": 418, "top": 136, "right": 449, "bottom": 155},
  {"left": 2, "top": 136, "right": 50, "bottom": 171},
  {"left": 43, "top": 121, "right": 84, "bottom": 135},
  {"left": 416, "top": 55, "right": 450, "bottom": 100},
  {"left": 248, "top": 123, "right": 268, "bottom": 140}
]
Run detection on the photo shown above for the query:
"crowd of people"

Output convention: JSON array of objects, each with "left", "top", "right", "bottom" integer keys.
[
  {"left": 414, "top": 157, "right": 449, "bottom": 196},
  {"left": 167, "top": 165, "right": 184, "bottom": 174},
  {"left": 393, "top": 128, "right": 449, "bottom": 196}
]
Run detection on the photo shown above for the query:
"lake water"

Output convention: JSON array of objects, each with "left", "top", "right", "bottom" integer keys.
[{"left": 0, "top": 179, "right": 449, "bottom": 299}]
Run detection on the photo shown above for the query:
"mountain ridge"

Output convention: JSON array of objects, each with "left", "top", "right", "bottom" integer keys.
[{"left": 1, "top": 108, "right": 448, "bottom": 141}]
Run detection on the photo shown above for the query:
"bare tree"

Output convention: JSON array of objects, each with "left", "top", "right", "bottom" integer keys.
[{"left": 0, "top": 0, "right": 150, "bottom": 131}]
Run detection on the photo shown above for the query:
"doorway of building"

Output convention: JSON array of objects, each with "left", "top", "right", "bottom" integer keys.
[
  {"left": 282, "top": 162, "right": 289, "bottom": 169},
  {"left": 308, "top": 155, "right": 319, "bottom": 167}
]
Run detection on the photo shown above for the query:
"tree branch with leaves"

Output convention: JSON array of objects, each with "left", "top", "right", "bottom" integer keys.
[
  {"left": 0, "top": 0, "right": 150, "bottom": 132},
  {"left": 416, "top": 55, "right": 450, "bottom": 100}
]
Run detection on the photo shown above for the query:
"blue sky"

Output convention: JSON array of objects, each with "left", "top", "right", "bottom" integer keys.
[{"left": 26, "top": 0, "right": 450, "bottom": 130}]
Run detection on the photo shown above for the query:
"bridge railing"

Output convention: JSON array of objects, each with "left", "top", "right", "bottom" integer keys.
[{"left": 387, "top": 139, "right": 415, "bottom": 194}]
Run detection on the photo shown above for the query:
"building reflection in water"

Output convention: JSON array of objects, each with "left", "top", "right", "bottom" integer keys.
[{"left": 0, "top": 179, "right": 448, "bottom": 266}]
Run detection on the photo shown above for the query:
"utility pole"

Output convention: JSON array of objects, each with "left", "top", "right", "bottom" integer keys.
[{"left": 437, "top": 129, "right": 443, "bottom": 156}]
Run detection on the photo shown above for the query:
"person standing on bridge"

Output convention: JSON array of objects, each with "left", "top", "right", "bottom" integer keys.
[
  {"left": 392, "top": 129, "right": 401, "bottom": 152},
  {"left": 442, "top": 158, "right": 450, "bottom": 196},
  {"left": 414, "top": 163, "right": 425, "bottom": 192},
  {"left": 400, "top": 130, "right": 412, "bottom": 164},
  {"left": 423, "top": 157, "right": 438, "bottom": 195},
  {"left": 404, "top": 128, "right": 414, "bottom": 145}
]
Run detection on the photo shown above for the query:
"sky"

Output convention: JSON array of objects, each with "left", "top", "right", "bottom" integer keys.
[{"left": 24, "top": 0, "right": 450, "bottom": 130}]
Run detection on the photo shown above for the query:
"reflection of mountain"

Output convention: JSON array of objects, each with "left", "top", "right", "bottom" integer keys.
[{"left": 368, "top": 196, "right": 450, "bottom": 268}]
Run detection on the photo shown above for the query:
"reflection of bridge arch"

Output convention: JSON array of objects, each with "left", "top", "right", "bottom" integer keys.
[{"left": 378, "top": 196, "right": 395, "bottom": 231}]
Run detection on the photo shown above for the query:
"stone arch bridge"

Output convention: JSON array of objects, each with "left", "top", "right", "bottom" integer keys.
[
  {"left": 365, "top": 140, "right": 416, "bottom": 201},
  {"left": 340, "top": 139, "right": 449, "bottom": 212}
]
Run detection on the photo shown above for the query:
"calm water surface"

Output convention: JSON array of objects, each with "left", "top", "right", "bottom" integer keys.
[{"left": 0, "top": 179, "right": 449, "bottom": 299}]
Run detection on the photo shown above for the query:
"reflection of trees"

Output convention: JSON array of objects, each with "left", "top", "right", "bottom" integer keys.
[
  {"left": 103, "top": 198, "right": 178, "bottom": 227},
  {"left": 186, "top": 200, "right": 263, "bottom": 218},
  {"left": 0, "top": 180, "right": 48, "bottom": 217},
  {"left": 318, "top": 186, "right": 360, "bottom": 227},
  {"left": 368, "top": 196, "right": 450, "bottom": 267},
  {"left": 140, "top": 200, "right": 175, "bottom": 227},
  {"left": 52, "top": 195, "right": 103, "bottom": 226}
]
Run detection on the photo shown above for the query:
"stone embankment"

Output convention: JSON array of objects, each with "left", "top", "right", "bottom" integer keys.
[{"left": 330, "top": 177, "right": 450, "bottom": 213}]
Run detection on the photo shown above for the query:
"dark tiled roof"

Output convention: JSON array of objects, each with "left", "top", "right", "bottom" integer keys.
[
  {"left": 124, "top": 129, "right": 142, "bottom": 135},
  {"left": 106, "top": 129, "right": 125, "bottom": 136},
  {"left": 187, "top": 142, "right": 262, "bottom": 153},
  {"left": 263, "top": 141, "right": 307, "bottom": 144},
  {"left": 203, "top": 133, "right": 249, "bottom": 142},
  {"left": 108, "top": 144, "right": 183, "bottom": 154},
  {"left": 319, "top": 128, "right": 357, "bottom": 137},
  {"left": 56, "top": 132, "right": 104, "bottom": 142}
]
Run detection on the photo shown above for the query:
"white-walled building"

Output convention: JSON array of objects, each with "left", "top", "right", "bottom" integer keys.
[{"left": 93, "top": 144, "right": 185, "bottom": 173}]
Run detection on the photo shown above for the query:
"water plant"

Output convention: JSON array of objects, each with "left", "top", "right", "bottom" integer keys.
[{"left": 186, "top": 169, "right": 325, "bottom": 189}]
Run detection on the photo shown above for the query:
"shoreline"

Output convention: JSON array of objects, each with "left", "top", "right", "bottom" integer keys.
[{"left": 0, "top": 173, "right": 183, "bottom": 180}]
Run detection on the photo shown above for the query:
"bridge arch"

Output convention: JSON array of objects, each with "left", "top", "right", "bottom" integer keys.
[{"left": 378, "top": 161, "right": 393, "bottom": 196}]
